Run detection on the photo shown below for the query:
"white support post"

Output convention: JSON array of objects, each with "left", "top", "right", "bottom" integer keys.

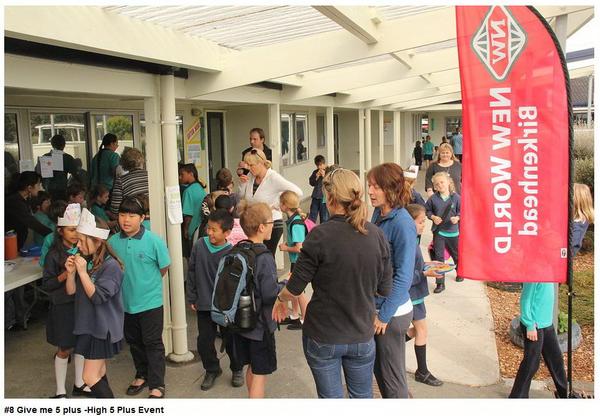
[
  {"left": 326, "top": 106, "right": 335, "bottom": 165},
  {"left": 378, "top": 110, "right": 385, "bottom": 165},
  {"left": 268, "top": 104, "right": 281, "bottom": 173},
  {"left": 143, "top": 78, "right": 172, "bottom": 355},
  {"left": 358, "top": 109, "right": 365, "bottom": 186},
  {"left": 268, "top": 103, "right": 284, "bottom": 270},
  {"left": 365, "top": 108, "right": 372, "bottom": 172},
  {"left": 393, "top": 111, "right": 401, "bottom": 165},
  {"left": 160, "top": 74, "right": 193, "bottom": 363}
]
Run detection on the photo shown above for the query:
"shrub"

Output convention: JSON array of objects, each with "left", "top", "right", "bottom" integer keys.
[
  {"left": 573, "top": 130, "right": 594, "bottom": 159},
  {"left": 575, "top": 157, "right": 594, "bottom": 195}
]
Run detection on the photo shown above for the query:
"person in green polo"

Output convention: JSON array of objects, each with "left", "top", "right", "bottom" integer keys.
[
  {"left": 90, "top": 133, "right": 120, "bottom": 193},
  {"left": 178, "top": 163, "right": 207, "bottom": 258},
  {"left": 107, "top": 196, "right": 170, "bottom": 399}
]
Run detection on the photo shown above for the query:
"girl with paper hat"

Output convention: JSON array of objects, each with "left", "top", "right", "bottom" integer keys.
[
  {"left": 41, "top": 203, "right": 91, "bottom": 398},
  {"left": 65, "top": 208, "right": 124, "bottom": 398}
]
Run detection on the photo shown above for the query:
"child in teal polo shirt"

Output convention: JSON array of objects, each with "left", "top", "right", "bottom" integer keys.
[
  {"left": 509, "top": 283, "right": 567, "bottom": 398},
  {"left": 278, "top": 191, "right": 309, "bottom": 331},
  {"left": 107, "top": 196, "right": 171, "bottom": 399},
  {"left": 179, "top": 163, "right": 207, "bottom": 257}
]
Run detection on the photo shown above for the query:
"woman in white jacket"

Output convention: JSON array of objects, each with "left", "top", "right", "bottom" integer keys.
[{"left": 238, "top": 149, "right": 303, "bottom": 255}]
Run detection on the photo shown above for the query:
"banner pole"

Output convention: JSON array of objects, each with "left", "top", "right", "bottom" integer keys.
[{"left": 527, "top": 6, "right": 575, "bottom": 397}]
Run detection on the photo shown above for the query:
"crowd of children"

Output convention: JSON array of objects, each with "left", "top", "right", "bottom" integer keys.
[{"left": 5, "top": 136, "right": 593, "bottom": 400}]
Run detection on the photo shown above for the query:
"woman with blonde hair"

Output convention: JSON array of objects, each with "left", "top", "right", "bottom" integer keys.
[
  {"left": 572, "top": 183, "right": 594, "bottom": 256},
  {"left": 425, "top": 142, "right": 462, "bottom": 196},
  {"left": 273, "top": 168, "right": 393, "bottom": 398},
  {"left": 237, "top": 148, "right": 302, "bottom": 255}
]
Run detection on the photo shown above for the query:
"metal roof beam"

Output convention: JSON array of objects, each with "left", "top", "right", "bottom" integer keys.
[
  {"left": 391, "top": 92, "right": 463, "bottom": 110},
  {"left": 313, "top": 6, "right": 380, "bottom": 44}
]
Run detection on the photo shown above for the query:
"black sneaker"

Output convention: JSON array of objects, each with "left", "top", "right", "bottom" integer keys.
[
  {"left": 280, "top": 317, "right": 294, "bottom": 325},
  {"left": 456, "top": 277, "right": 464, "bottom": 282},
  {"left": 231, "top": 370, "right": 244, "bottom": 388},
  {"left": 433, "top": 283, "right": 445, "bottom": 294},
  {"left": 49, "top": 394, "right": 67, "bottom": 398},
  {"left": 286, "top": 319, "right": 302, "bottom": 330},
  {"left": 72, "top": 384, "right": 92, "bottom": 397},
  {"left": 201, "top": 369, "right": 222, "bottom": 391},
  {"left": 415, "top": 371, "right": 443, "bottom": 386}
]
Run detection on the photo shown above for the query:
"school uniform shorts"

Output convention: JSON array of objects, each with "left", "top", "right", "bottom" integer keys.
[
  {"left": 232, "top": 331, "right": 277, "bottom": 375},
  {"left": 412, "top": 303, "right": 427, "bottom": 321}
]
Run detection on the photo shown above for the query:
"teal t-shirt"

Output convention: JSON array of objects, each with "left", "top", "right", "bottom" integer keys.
[
  {"left": 91, "top": 203, "right": 110, "bottom": 222},
  {"left": 90, "top": 149, "right": 120, "bottom": 190},
  {"left": 142, "top": 219, "right": 151, "bottom": 231},
  {"left": 33, "top": 212, "right": 55, "bottom": 246},
  {"left": 39, "top": 232, "right": 55, "bottom": 267},
  {"left": 108, "top": 226, "right": 171, "bottom": 314},
  {"left": 423, "top": 141, "right": 434, "bottom": 155},
  {"left": 182, "top": 182, "right": 207, "bottom": 238},
  {"left": 285, "top": 214, "right": 306, "bottom": 264},
  {"left": 203, "top": 236, "right": 232, "bottom": 254},
  {"left": 520, "top": 282, "right": 554, "bottom": 331}
]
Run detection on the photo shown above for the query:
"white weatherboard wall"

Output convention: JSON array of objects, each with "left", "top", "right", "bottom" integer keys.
[
  {"left": 337, "top": 110, "right": 360, "bottom": 170},
  {"left": 224, "top": 105, "right": 269, "bottom": 189},
  {"left": 427, "top": 110, "right": 463, "bottom": 145}
]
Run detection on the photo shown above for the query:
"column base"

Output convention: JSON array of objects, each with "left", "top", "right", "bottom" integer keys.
[{"left": 167, "top": 351, "right": 195, "bottom": 364}]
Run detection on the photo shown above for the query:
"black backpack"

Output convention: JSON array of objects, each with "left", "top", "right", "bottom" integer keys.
[{"left": 210, "top": 240, "right": 270, "bottom": 332}]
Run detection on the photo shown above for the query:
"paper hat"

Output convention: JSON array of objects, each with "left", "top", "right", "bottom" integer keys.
[
  {"left": 404, "top": 170, "right": 418, "bottom": 179},
  {"left": 57, "top": 203, "right": 81, "bottom": 227},
  {"left": 76, "top": 208, "right": 110, "bottom": 240},
  {"left": 408, "top": 165, "right": 419, "bottom": 174}
]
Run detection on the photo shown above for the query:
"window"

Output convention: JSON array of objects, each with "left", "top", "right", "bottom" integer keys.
[
  {"left": 30, "top": 112, "right": 88, "bottom": 169},
  {"left": 317, "top": 114, "right": 326, "bottom": 148},
  {"left": 4, "top": 113, "right": 19, "bottom": 189},
  {"left": 280, "top": 112, "right": 309, "bottom": 166},
  {"left": 445, "top": 116, "right": 462, "bottom": 138},
  {"left": 140, "top": 114, "right": 183, "bottom": 161},
  {"left": 95, "top": 114, "right": 134, "bottom": 155}
]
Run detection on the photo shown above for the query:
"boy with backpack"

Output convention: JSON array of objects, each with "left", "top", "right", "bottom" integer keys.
[
  {"left": 186, "top": 209, "right": 244, "bottom": 391},
  {"left": 211, "top": 201, "right": 283, "bottom": 398}
]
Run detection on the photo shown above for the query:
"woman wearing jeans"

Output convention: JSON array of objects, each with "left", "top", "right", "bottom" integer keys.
[
  {"left": 367, "top": 163, "right": 417, "bottom": 398},
  {"left": 273, "top": 168, "right": 393, "bottom": 398}
]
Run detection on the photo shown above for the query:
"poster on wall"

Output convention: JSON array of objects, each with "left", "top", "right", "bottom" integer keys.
[{"left": 185, "top": 117, "right": 204, "bottom": 167}]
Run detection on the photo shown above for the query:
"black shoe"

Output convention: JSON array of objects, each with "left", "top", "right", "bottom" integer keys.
[
  {"left": 280, "top": 317, "right": 294, "bottom": 325},
  {"left": 433, "top": 284, "right": 445, "bottom": 294},
  {"left": 415, "top": 371, "right": 444, "bottom": 386},
  {"left": 49, "top": 393, "right": 67, "bottom": 398},
  {"left": 72, "top": 384, "right": 92, "bottom": 397},
  {"left": 201, "top": 370, "right": 222, "bottom": 391},
  {"left": 125, "top": 379, "right": 147, "bottom": 396},
  {"left": 456, "top": 277, "right": 464, "bottom": 282},
  {"left": 148, "top": 386, "right": 165, "bottom": 398},
  {"left": 231, "top": 370, "right": 244, "bottom": 388},
  {"left": 286, "top": 319, "right": 302, "bottom": 330}
]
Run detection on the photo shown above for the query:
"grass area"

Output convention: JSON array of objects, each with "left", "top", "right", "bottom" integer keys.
[{"left": 559, "top": 268, "right": 594, "bottom": 326}]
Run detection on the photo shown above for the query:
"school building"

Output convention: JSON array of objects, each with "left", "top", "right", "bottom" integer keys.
[{"left": 4, "top": 5, "right": 594, "bottom": 361}]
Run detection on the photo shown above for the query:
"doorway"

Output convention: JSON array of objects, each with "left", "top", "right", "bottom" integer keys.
[{"left": 206, "top": 112, "right": 225, "bottom": 191}]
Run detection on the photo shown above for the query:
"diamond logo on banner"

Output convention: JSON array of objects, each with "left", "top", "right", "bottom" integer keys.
[{"left": 471, "top": 6, "right": 527, "bottom": 82}]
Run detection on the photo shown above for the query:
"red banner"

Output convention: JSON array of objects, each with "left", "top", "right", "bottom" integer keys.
[{"left": 456, "top": 6, "right": 570, "bottom": 283}]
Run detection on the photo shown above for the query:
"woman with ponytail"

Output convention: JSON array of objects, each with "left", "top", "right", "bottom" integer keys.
[
  {"left": 178, "top": 163, "right": 207, "bottom": 257},
  {"left": 367, "top": 163, "right": 417, "bottom": 398},
  {"left": 90, "top": 133, "right": 120, "bottom": 193},
  {"left": 273, "top": 168, "right": 393, "bottom": 398}
]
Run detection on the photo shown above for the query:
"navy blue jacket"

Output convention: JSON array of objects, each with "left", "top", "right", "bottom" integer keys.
[
  {"left": 372, "top": 207, "right": 417, "bottom": 323},
  {"left": 411, "top": 188, "right": 426, "bottom": 207},
  {"left": 309, "top": 169, "right": 324, "bottom": 199},
  {"left": 571, "top": 220, "right": 589, "bottom": 256},
  {"left": 425, "top": 192, "right": 461, "bottom": 234},
  {"left": 409, "top": 244, "right": 429, "bottom": 301}
]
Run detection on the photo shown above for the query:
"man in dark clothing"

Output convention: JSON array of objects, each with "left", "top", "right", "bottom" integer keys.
[
  {"left": 241, "top": 127, "right": 273, "bottom": 162},
  {"left": 308, "top": 155, "right": 328, "bottom": 223},
  {"left": 35, "top": 134, "right": 77, "bottom": 201}
]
